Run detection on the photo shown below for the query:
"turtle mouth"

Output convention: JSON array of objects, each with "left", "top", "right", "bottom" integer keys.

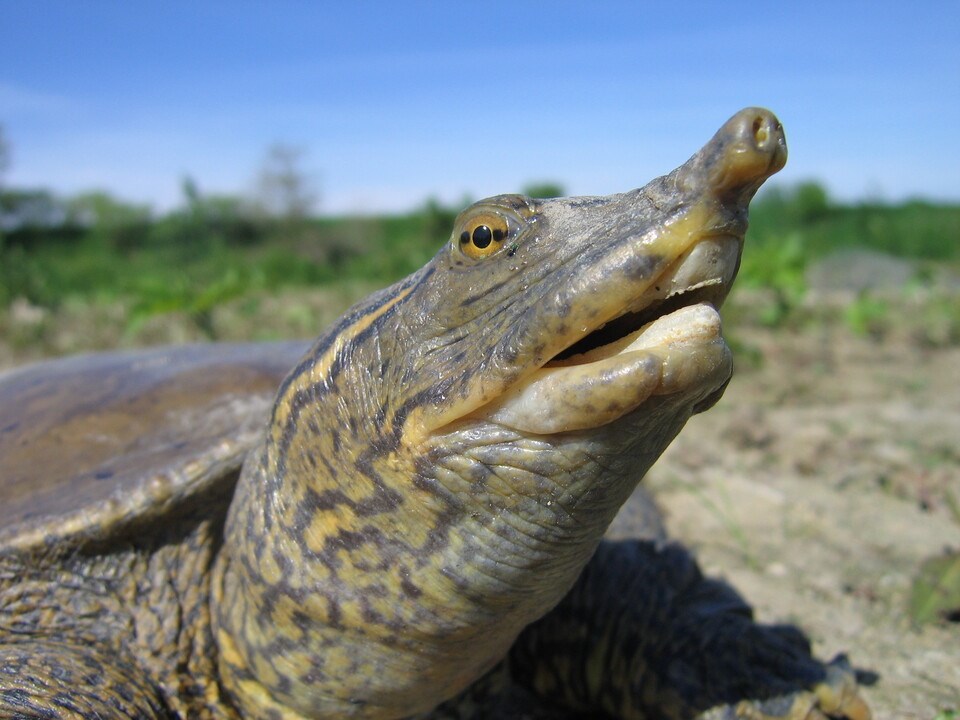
[
  {"left": 479, "top": 234, "right": 741, "bottom": 434},
  {"left": 549, "top": 280, "right": 727, "bottom": 364},
  {"left": 547, "top": 233, "right": 740, "bottom": 367}
]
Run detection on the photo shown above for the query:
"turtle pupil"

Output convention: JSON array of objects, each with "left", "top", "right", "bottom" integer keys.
[{"left": 472, "top": 225, "right": 493, "bottom": 248}]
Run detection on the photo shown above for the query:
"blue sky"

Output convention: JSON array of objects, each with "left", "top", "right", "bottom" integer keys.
[{"left": 3, "top": 2, "right": 958, "bottom": 214}]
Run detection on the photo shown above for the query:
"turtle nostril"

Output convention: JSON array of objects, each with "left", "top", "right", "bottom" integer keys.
[
  {"left": 750, "top": 113, "right": 784, "bottom": 152},
  {"left": 752, "top": 115, "right": 769, "bottom": 146}
]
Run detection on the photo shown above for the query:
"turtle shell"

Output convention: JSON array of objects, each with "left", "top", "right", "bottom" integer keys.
[{"left": 0, "top": 341, "right": 308, "bottom": 554}]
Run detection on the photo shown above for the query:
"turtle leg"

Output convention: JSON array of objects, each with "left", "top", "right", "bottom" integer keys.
[
  {"left": 508, "top": 539, "right": 871, "bottom": 720},
  {"left": 0, "top": 639, "right": 167, "bottom": 719}
]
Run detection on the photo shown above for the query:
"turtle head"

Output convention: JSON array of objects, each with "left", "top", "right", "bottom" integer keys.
[
  {"left": 215, "top": 108, "right": 786, "bottom": 720},
  {"left": 401, "top": 107, "right": 786, "bottom": 438}
]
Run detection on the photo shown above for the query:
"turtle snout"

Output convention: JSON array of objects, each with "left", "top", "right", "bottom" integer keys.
[{"left": 706, "top": 107, "right": 788, "bottom": 200}]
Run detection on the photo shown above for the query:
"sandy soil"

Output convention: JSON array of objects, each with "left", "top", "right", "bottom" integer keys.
[{"left": 2, "top": 289, "right": 958, "bottom": 717}]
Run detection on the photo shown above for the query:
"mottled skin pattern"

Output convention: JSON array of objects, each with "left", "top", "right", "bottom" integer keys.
[
  {"left": 0, "top": 109, "right": 870, "bottom": 719},
  {"left": 0, "top": 480, "right": 233, "bottom": 717}
]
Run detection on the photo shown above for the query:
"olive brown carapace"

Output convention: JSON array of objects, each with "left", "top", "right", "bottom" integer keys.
[{"left": 0, "top": 109, "right": 871, "bottom": 719}]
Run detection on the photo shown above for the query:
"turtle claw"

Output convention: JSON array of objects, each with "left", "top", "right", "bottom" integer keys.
[
  {"left": 810, "top": 656, "right": 872, "bottom": 720},
  {"left": 698, "top": 656, "right": 871, "bottom": 720}
]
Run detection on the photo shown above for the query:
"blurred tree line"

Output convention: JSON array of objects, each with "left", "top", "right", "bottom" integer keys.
[{"left": 0, "top": 142, "right": 316, "bottom": 253}]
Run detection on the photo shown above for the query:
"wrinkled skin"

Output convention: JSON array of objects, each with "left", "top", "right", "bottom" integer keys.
[{"left": 0, "top": 109, "right": 870, "bottom": 719}]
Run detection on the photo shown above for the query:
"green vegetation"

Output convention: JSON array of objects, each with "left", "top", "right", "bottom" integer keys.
[
  {"left": 0, "top": 187, "right": 447, "bottom": 318},
  {"left": 1, "top": 178, "right": 957, "bottom": 339},
  {"left": 749, "top": 181, "right": 960, "bottom": 261},
  {"left": 522, "top": 181, "right": 566, "bottom": 199},
  {"left": 911, "top": 550, "right": 960, "bottom": 626},
  {"left": 743, "top": 183, "right": 960, "bottom": 310}
]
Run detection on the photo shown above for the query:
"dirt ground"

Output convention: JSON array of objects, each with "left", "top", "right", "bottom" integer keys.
[{"left": 1, "top": 288, "right": 958, "bottom": 718}]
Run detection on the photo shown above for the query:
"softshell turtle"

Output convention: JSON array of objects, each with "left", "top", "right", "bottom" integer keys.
[{"left": 0, "top": 109, "right": 870, "bottom": 719}]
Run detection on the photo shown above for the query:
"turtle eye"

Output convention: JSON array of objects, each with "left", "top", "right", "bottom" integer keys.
[{"left": 456, "top": 212, "right": 511, "bottom": 259}]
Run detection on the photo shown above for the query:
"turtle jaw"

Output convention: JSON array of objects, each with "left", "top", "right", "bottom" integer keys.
[{"left": 475, "top": 234, "right": 740, "bottom": 435}]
